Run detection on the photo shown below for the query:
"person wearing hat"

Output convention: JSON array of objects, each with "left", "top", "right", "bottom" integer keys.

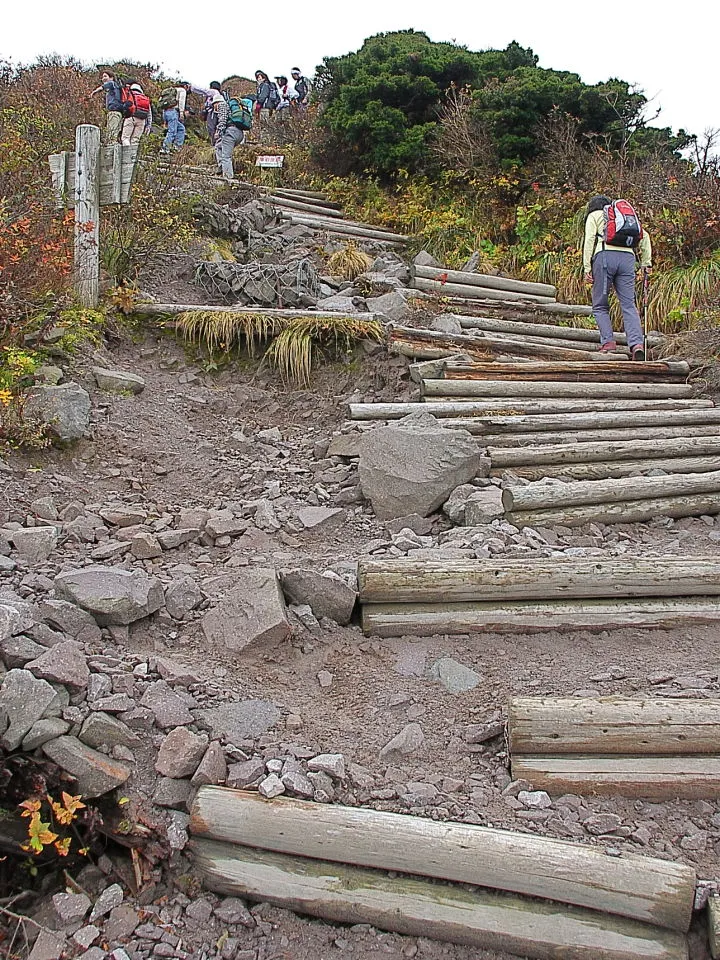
[
  {"left": 274, "top": 76, "right": 298, "bottom": 121},
  {"left": 291, "top": 68, "right": 310, "bottom": 109},
  {"left": 120, "top": 82, "right": 152, "bottom": 145},
  {"left": 212, "top": 91, "right": 244, "bottom": 181}
]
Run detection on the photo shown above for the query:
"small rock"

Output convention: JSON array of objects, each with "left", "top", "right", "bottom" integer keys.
[
  {"left": 428, "top": 657, "right": 481, "bottom": 694},
  {"left": 11, "top": 526, "right": 58, "bottom": 563},
  {"left": 93, "top": 367, "right": 145, "bottom": 393},
  {"left": 104, "top": 903, "right": 139, "bottom": 941},
  {"left": 42, "top": 736, "right": 130, "bottom": 797},
  {"left": 186, "top": 899, "right": 213, "bottom": 923},
  {"left": 165, "top": 577, "right": 202, "bottom": 620},
  {"left": 155, "top": 727, "right": 208, "bottom": 778},
  {"left": 227, "top": 757, "right": 266, "bottom": 789},
  {"left": 152, "top": 777, "right": 192, "bottom": 809},
  {"left": 140, "top": 680, "right": 195, "bottom": 728},
  {"left": 89, "top": 883, "right": 124, "bottom": 921},
  {"left": 307, "top": 753, "right": 346, "bottom": 780},
  {"left": 52, "top": 892, "right": 91, "bottom": 927},
  {"left": 54, "top": 565, "right": 164, "bottom": 625},
  {"left": 380, "top": 723, "right": 424, "bottom": 759},
  {"left": 282, "top": 768, "right": 314, "bottom": 798},
  {"left": 0, "top": 669, "right": 66, "bottom": 751},
  {"left": 258, "top": 773, "right": 285, "bottom": 798},
  {"left": 22, "top": 717, "right": 70, "bottom": 750},
  {"left": 201, "top": 699, "right": 280, "bottom": 743},
  {"left": 213, "top": 897, "right": 254, "bottom": 927},
  {"left": 583, "top": 813, "right": 623, "bottom": 836},
  {"left": 27, "top": 640, "right": 89, "bottom": 689},
  {"left": 192, "top": 742, "right": 228, "bottom": 786},
  {"left": 518, "top": 790, "right": 553, "bottom": 810}
]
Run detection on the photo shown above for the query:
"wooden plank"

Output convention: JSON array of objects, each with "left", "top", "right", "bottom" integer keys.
[
  {"left": 508, "top": 697, "right": 720, "bottom": 756},
  {"left": 506, "top": 491, "right": 720, "bottom": 527},
  {"left": 358, "top": 557, "right": 720, "bottom": 605},
  {"left": 443, "top": 361, "right": 689, "bottom": 382},
  {"left": 503, "top": 471, "right": 720, "bottom": 512},
  {"left": 500, "top": 457, "right": 720, "bottom": 482},
  {"left": 412, "top": 276, "right": 555, "bottom": 304},
  {"left": 390, "top": 326, "right": 618, "bottom": 362},
  {"left": 422, "top": 379, "right": 693, "bottom": 401},
  {"left": 511, "top": 756, "right": 720, "bottom": 800},
  {"left": 286, "top": 214, "right": 408, "bottom": 242},
  {"left": 73, "top": 125, "right": 100, "bottom": 308},
  {"left": 189, "top": 787, "right": 695, "bottom": 932},
  {"left": 491, "top": 436, "right": 720, "bottom": 468},
  {"left": 191, "top": 840, "right": 689, "bottom": 960},
  {"left": 348, "top": 400, "right": 715, "bottom": 421},
  {"left": 444, "top": 297, "right": 595, "bottom": 318},
  {"left": 361, "top": 597, "right": 720, "bottom": 637},
  {"left": 480, "top": 424, "right": 720, "bottom": 447},
  {"left": 271, "top": 195, "right": 345, "bottom": 218},
  {"left": 136, "top": 303, "right": 383, "bottom": 322},
  {"left": 412, "top": 264, "right": 557, "bottom": 298},
  {"left": 50, "top": 144, "right": 138, "bottom": 206}
]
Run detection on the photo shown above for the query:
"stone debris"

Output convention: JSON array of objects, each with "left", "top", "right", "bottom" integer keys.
[
  {"left": 0, "top": 669, "right": 66, "bottom": 750},
  {"left": 280, "top": 568, "right": 357, "bottom": 625},
  {"left": 54, "top": 565, "right": 164, "bottom": 625},
  {"left": 92, "top": 367, "right": 146, "bottom": 394},
  {"left": 428, "top": 657, "right": 482, "bottom": 694},
  {"left": 379, "top": 723, "right": 425, "bottom": 759},
  {"left": 202, "top": 569, "right": 291, "bottom": 651},
  {"left": 42, "top": 736, "right": 131, "bottom": 797},
  {"left": 24, "top": 382, "right": 91, "bottom": 441},
  {"left": 201, "top": 699, "right": 280, "bottom": 743},
  {"left": 27, "top": 640, "right": 89, "bottom": 689},
  {"left": 155, "top": 727, "right": 208, "bottom": 778}
]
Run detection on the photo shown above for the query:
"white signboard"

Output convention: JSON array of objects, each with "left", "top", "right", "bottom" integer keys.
[{"left": 255, "top": 155, "right": 285, "bottom": 168}]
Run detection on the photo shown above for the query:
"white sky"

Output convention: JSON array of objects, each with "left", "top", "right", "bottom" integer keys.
[{"left": 2, "top": 0, "right": 717, "bottom": 139}]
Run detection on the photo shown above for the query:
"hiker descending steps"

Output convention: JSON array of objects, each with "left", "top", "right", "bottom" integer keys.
[{"left": 583, "top": 195, "right": 652, "bottom": 360}]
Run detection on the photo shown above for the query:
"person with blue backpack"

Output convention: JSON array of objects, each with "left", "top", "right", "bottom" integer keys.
[
  {"left": 212, "top": 91, "right": 253, "bottom": 180},
  {"left": 583, "top": 195, "right": 653, "bottom": 360}
]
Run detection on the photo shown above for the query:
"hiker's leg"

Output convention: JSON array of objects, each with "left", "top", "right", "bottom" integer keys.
[
  {"left": 162, "top": 109, "right": 176, "bottom": 151},
  {"left": 105, "top": 111, "right": 122, "bottom": 144},
  {"left": 175, "top": 118, "right": 186, "bottom": 148},
  {"left": 220, "top": 128, "right": 243, "bottom": 180},
  {"left": 214, "top": 138, "right": 223, "bottom": 173},
  {"left": 120, "top": 117, "right": 133, "bottom": 146},
  {"left": 591, "top": 252, "right": 615, "bottom": 344},
  {"left": 613, "top": 252, "right": 644, "bottom": 348}
]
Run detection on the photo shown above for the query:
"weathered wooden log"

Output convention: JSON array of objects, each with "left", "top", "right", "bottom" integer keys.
[
  {"left": 709, "top": 895, "right": 720, "bottom": 959},
  {"left": 191, "top": 840, "right": 690, "bottom": 960},
  {"left": 464, "top": 330, "right": 633, "bottom": 356},
  {"left": 481, "top": 424, "right": 720, "bottom": 447},
  {"left": 271, "top": 196, "right": 345, "bottom": 218},
  {"left": 412, "top": 264, "right": 557, "bottom": 298},
  {"left": 509, "top": 697, "right": 720, "bottom": 757},
  {"left": 389, "top": 325, "right": 617, "bottom": 362},
  {"left": 361, "top": 597, "right": 720, "bottom": 637},
  {"left": 422, "top": 379, "right": 694, "bottom": 401},
  {"left": 358, "top": 557, "right": 720, "bottom": 605},
  {"left": 506, "top": 492, "right": 720, "bottom": 528},
  {"left": 271, "top": 190, "right": 342, "bottom": 209},
  {"left": 471, "top": 407, "right": 720, "bottom": 435},
  {"left": 497, "top": 457, "right": 720, "bottom": 482},
  {"left": 348, "top": 399, "right": 715, "bottom": 420},
  {"left": 503, "top": 471, "right": 720, "bottom": 513},
  {"left": 433, "top": 296, "right": 595, "bottom": 319},
  {"left": 491, "top": 436, "right": 720, "bottom": 468},
  {"left": 271, "top": 187, "right": 333, "bottom": 202},
  {"left": 190, "top": 787, "right": 695, "bottom": 931},
  {"left": 443, "top": 360, "right": 689, "bottom": 381},
  {"left": 511, "top": 756, "right": 720, "bottom": 800},
  {"left": 287, "top": 214, "right": 408, "bottom": 242},
  {"left": 456, "top": 315, "right": 664, "bottom": 349},
  {"left": 412, "top": 276, "right": 556, "bottom": 304}
]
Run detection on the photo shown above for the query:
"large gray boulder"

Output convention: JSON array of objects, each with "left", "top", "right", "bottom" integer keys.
[
  {"left": 202, "top": 569, "right": 291, "bottom": 652},
  {"left": 54, "top": 566, "right": 164, "bottom": 625},
  {"left": 280, "top": 569, "right": 356, "bottom": 625},
  {"left": 24, "top": 382, "right": 91, "bottom": 442},
  {"left": 201, "top": 699, "right": 280, "bottom": 743},
  {"left": 366, "top": 291, "right": 411, "bottom": 322},
  {"left": 359, "top": 413, "right": 481, "bottom": 519}
]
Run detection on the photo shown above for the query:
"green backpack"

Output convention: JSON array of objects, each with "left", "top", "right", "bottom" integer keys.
[
  {"left": 228, "top": 97, "right": 253, "bottom": 130},
  {"left": 158, "top": 87, "right": 178, "bottom": 110}
]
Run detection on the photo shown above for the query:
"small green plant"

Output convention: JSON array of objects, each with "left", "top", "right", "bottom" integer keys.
[{"left": 19, "top": 792, "right": 87, "bottom": 858}]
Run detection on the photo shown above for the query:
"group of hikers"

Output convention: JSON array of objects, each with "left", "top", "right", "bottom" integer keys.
[{"left": 91, "top": 67, "right": 311, "bottom": 180}]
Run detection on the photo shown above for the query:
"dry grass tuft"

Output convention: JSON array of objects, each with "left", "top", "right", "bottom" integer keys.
[
  {"left": 265, "top": 315, "right": 384, "bottom": 384},
  {"left": 326, "top": 243, "right": 373, "bottom": 280},
  {"left": 177, "top": 310, "right": 286, "bottom": 356}
]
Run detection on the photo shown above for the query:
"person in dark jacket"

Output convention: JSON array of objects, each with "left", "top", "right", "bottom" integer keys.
[
  {"left": 254, "top": 71, "right": 279, "bottom": 121},
  {"left": 291, "top": 68, "right": 310, "bottom": 109},
  {"left": 91, "top": 69, "right": 123, "bottom": 143}
]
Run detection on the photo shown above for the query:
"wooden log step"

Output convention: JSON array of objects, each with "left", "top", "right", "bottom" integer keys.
[
  {"left": 459, "top": 330, "right": 633, "bottom": 357},
  {"left": 502, "top": 471, "right": 720, "bottom": 513},
  {"left": 480, "top": 424, "right": 720, "bottom": 447},
  {"left": 443, "top": 360, "right": 689, "bottom": 382},
  {"left": 456, "top": 315, "right": 664, "bottom": 349},
  {"left": 431, "top": 296, "right": 594, "bottom": 319},
  {"left": 412, "top": 264, "right": 557, "bottom": 298},
  {"left": 508, "top": 697, "right": 720, "bottom": 757},
  {"left": 348, "top": 399, "right": 714, "bottom": 420},
  {"left": 511, "top": 756, "right": 720, "bottom": 800},
  {"left": 709, "top": 895, "right": 720, "bottom": 959},
  {"left": 498, "top": 457, "right": 720, "bottom": 483},
  {"left": 491, "top": 436, "right": 720, "bottom": 468},
  {"left": 358, "top": 557, "right": 720, "bottom": 605},
  {"left": 189, "top": 786, "right": 695, "bottom": 931},
  {"left": 422, "top": 379, "right": 693, "bottom": 401},
  {"left": 271, "top": 196, "right": 345, "bottom": 218},
  {"left": 390, "top": 329, "right": 603, "bottom": 362},
  {"left": 412, "top": 276, "right": 556, "bottom": 304},
  {"left": 361, "top": 597, "right": 720, "bottom": 637},
  {"left": 191, "top": 839, "right": 690, "bottom": 960},
  {"left": 506, "top": 491, "right": 720, "bottom": 527},
  {"left": 465, "top": 407, "right": 720, "bottom": 435},
  {"left": 270, "top": 189, "right": 341, "bottom": 209},
  {"left": 286, "top": 214, "right": 408, "bottom": 241},
  {"left": 134, "top": 303, "right": 384, "bottom": 322}
]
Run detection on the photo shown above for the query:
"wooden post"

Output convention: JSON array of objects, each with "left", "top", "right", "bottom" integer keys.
[{"left": 74, "top": 124, "right": 101, "bottom": 307}]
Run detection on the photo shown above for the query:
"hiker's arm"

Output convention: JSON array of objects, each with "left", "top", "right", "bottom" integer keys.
[
  {"left": 177, "top": 88, "right": 187, "bottom": 115},
  {"left": 638, "top": 232, "right": 652, "bottom": 269},
  {"left": 582, "top": 212, "right": 599, "bottom": 277}
]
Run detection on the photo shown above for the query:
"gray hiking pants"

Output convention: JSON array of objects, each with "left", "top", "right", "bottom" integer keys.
[
  {"left": 215, "top": 125, "right": 244, "bottom": 180},
  {"left": 591, "top": 250, "right": 643, "bottom": 348}
]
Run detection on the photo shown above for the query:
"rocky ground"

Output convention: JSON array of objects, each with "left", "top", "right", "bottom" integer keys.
[{"left": 2, "top": 323, "right": 720, "bottom": 960}]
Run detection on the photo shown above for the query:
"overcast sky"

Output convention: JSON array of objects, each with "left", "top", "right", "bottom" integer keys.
[{"left": 3, "top": 0, "right": 717, "bottom": 140}]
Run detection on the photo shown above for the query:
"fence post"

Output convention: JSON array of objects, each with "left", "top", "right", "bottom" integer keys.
[{"left": 74, "top": 124, "right": 101, "bottom": 308}]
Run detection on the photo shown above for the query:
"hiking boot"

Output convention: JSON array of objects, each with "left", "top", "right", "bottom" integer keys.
[
  {"left": 631, "top": 345, "right": 646, "bottom": 361},
  {"left": 599, "top": 341, "right": 618, "bottom": 353}
]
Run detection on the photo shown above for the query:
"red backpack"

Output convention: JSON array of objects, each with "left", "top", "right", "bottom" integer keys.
[
  {"left": 120, "top": 86, "right": 151, "bottom": 121},
  {"left": 604, "top": 199, "right": 643, "bottom": 248}
]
